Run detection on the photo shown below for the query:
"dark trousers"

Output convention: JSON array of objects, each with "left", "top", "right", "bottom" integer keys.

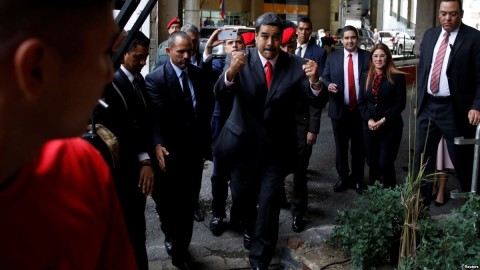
[
  {"left": 230, "top": 158, "right": 285, "bottom": 269},
  {"left": 152, "top": 151, "right": 204, "bottom": 264},
  {"left": 211, "top": 156, "right": 229, "bottom": 218},
  {"left": 331, "top": 109, "right": 365, "bottom": 184},
  {"left": 114, "top": 167, "right": 148, "bottom": 270},
  {"left": 291, "top": 124, "right": 313, "bottom": 217},
  {"left": 415, "top": 96, "right": 474, "bottom": 205},
  {"left": 363, "top": 122, "right": 403, "bottom": 188}
]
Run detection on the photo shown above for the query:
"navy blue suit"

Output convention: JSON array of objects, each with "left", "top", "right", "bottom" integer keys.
[
  {"left": 323, "top": 48, "right": 370, "bottom": 185},
  {"left": 146, "top": 61, "right": 214, "bottom": 264}
]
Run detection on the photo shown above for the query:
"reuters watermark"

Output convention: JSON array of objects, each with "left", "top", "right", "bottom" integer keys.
[{"left": 462, "top": 264, "right": 480, "bottom": 269}]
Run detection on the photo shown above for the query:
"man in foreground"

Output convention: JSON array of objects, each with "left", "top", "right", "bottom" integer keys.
[{"left": 0, "top": 0, "right": 137, "bottom": 269}]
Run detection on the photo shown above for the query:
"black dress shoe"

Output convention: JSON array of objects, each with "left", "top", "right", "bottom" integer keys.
[
  {"left": 243, "top": 232, "right": 252, "bottom": 250},
  {"left": 193, "top": 209, "right": 204, "bottom": 222},
  {"left": 333, "top": 179, "right": 349, "bottom": 192},
  {"left": 353, "top": 183, "right": 364, "bottom": 195},
  {"left": 292, "top": 216, "right": 306, "bottom": 233},
  {"left": 164, "top": 238, "right": 173, "bottom": 255},
  {"left": 209, "top": 216, "right": 225, "bottom": 236}
]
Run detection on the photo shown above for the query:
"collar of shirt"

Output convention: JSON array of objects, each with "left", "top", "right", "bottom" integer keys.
[
  {"left": 170, "top": 59, "right": 186, "bottom": 79},
  {"left": 257, "top": 50, "right": 279, "bottom": 70},
  {"left": 296, "top": 43, "right": 307, "bottom": 52},
  {"left": 120, "top": 65, "right": 135, "bottom": 83},
  {"left": 440, "top": 27, "right": 459, "bottom": 45},
  {"left": 343, "top": 48, "right": 358, "bottom": 59}
]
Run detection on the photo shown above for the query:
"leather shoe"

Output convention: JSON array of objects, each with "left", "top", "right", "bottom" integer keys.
[
  {"left": 209, "top": 216, "right": 225, "bottom": 236},
  {"left": 353, "top": 183, "right": 364, "bottom": 195},
  {"left": 243, "top": 232, "right": 252, "bottom": 250},
  {"left": 292, "top": 216, "right": 306, "bottom": 233},
  {"left": 193, "top": 209, "right": 204, "bottom": 222},
  {"left": 164, "top": 237, "right": 173, "bottom": 256},
  {"left": 333, "top": 179, "right": 349, "bottom": 192}
]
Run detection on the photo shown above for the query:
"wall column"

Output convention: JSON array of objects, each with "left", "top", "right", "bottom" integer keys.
[
  {"left": 414, "top": 0, "right": 437, "bottom": 54},
  {"left": 185, "top": 0, "right": 201, "bottom": 27}
]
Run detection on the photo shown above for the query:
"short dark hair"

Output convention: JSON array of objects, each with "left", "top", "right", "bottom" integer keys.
[
  {"left": 297, "top": 17, "right": 313, "bottom": 28},
  {"left": 0, "top": 0, "right": 113, "bottom": 59},
  {"left": 126, "top": 31, "right": 150, "bottom": 52},
  {"left": 341, "top": 25, "right": 358, "bottom": 38},
  {"left": 168, "top": 31, "right": 192, "bottom": 48},
  {"left": 441, "top": 0, "right": 463, "bottom": 10},
  {"left": 255, "top": 12, "right": 285, "bottom": 33}
]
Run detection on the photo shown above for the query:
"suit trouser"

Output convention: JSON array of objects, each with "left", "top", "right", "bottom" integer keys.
[
  {"left": 331, "top": 109, "right": 365, "bottom": 184},
  {"left": 291, "top": 123, "right": 313, "bottom": 217},
  {"left": 415, "top": 96, "right": 474, "bottom": 205},
  {"left": 363, "top": 122, "right": 403, "bottom": 188},
  {"left": 230, "top": 158, "right": 284, "bottom": 268},
  {"left": 152, "top": 152, "right": 204, "bottom": 263},
  {"left": 211, "top": 156, "right": 229, "bottom": 218},
  {"left": 114, "top": 167, "right": 148, "bottom": 270}
]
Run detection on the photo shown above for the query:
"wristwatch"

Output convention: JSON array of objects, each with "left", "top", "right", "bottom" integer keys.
[{"left": 310, "top": 77, "right": 323, "bottom": 88}]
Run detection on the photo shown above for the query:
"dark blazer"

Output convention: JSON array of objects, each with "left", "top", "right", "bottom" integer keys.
[
  {"left": 323, "top": 48, "right": 371, "bottom": 120},
  {"left": 417, "top": 23, "right": 480, "bottom": 135},
  {"left": 213, "top": 48, "right": 327, "bottom": 172},
  {"left": 145, "top": 61, "right": 214, "bottom": 159},
  {"left": 358, "top": 73, "right": 406, "bottom": 127},
  {"left": 303, "top": 39, "right": 327, "bottom": 74},
  {"left": 98, "top": 68, "right": 151, "bottom": 168}
]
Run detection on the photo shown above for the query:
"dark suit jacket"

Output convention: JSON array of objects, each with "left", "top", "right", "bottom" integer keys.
[
  {"left": 96, "top": 68, "right": 151, "bottom": 179},
  {"left": 145, "top": 61, "right": 214, "bottom": 159},
  {"left": 417, "top": 23, "right": 480, "bottom": 135},
  {"left": 358, "top": 73, "right": 406, "bottom": 127},
  {"left": 213, "top": 48, "right": 327, "bottom": 172},
  {"left": 303, "top": 39, "right": 327, "bottom": 75},
  {"left": 323, "top": 48, "right": 371, "bottom": 120}
]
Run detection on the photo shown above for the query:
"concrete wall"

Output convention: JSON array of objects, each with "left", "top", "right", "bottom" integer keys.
[
  {"left": 414, "top": 0, "right": 437, "bottom": 55},
  {"left": 157, "top": 0, "right": 179, "bottom": 44},
  {"left": 310, "top": 0, "right": 331, "bottom": 31}
]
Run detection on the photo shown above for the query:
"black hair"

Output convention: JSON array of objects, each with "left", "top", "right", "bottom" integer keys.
[
  {"left": 126, "top": 30, "right": 150, "bottom": 52},
  {"left": 255, "top": 12, "right": 285, "bottom": 33},
  {"left": 297, "top": 17, "right": 312, "bottom": 28},
  {"left": 441, "top": 0, "right": 463, "bottom": 10},
  {"left": 341, "top": 25, "right": 359, "bottom": 38}
]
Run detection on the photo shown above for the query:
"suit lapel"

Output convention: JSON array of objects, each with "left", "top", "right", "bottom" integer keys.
[
  {"left": 265, "top": 51, "right": 288, "bottom": 106},
  {"left": 426, "top": 27, "right": 442, "bottom": 67},
  {"left": 447, "top": 23, "right": 466, "bottom": 68},
  {"left": 165, "top": 61, "right": 183, "bottom": 101},
  {"left": 249, "top": 51, "right": 268, "bottom": 94}
]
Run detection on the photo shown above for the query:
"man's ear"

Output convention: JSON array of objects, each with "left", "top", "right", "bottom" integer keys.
[{"left": 13, "top": 38, "right": 49, "bottom": 100}]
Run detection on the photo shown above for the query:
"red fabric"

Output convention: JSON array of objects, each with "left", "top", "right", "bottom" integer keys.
[
  {"left": 166, "top": 17, "right": 180, "bottom": 29},
  {"left": 430, "top": 32, "right": 450, "bottom": 94},
  {"left": 372, "top": 72, "right": 384, "bottom": 102},
  {"left": 282, "top": 27, "right": 295, "bottom": 45},
  {"left": 348, "top": 53, "right": 356, "bottom": 109},
  {"left": 241, "top": 32, "right": 255, "bottom": 45},
  {"left": 0, "top": 138, "right": 137, "bottom": 270},
  {"left": 265, "top": 61, "right": 272, "bottom": 90}
]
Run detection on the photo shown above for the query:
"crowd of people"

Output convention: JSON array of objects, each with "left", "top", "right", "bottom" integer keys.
[{"left": 1, "top": 0, "right": 479, "bottom": 270}]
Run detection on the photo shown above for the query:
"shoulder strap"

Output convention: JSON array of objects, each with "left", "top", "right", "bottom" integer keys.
[{"left": 111, "top": 81, "right": 128, "bottom": 111}]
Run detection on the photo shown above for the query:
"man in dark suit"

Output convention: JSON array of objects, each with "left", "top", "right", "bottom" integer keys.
[
  {"left": 415, "top": 0, "right": 480, "bottom": 206},
  {"left": 282, "top": 25, "right": 327, "bottom": 233},
  {"left": 146, "top": 31, "right": 214, "bottom": 270},
  {"left": 323, "top": 25, "right": 370, "bottom": 194},
  {"left": 295, "top": 17, "right": 327, "bottom": 70},
  {"left": 205, "top": 31, "right": 246, "bottom": 236},
  {"left": 96, "top": 30, "right": 153, "bottom": 270},
  {"left": 213, "top": 12, "right": 326, "bottom": 270}
]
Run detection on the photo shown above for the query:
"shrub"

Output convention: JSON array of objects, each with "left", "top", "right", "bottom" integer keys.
[{"left": 329, "top": 182, "right": 404, "bottom": 269}]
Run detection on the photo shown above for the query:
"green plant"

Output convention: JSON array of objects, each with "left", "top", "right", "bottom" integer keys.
[
  {"left": 329, "top": 182, "right": 404, "bottom": 269},
  {"left": 399, "top": 194, "right": 480, "bottom": 269}
]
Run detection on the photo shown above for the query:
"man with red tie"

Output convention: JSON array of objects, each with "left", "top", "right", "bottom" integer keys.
[
  {"left": 415, "top": 0, "right": 480, "bottom": 206},
  {"left": 323, "top": 25, "right": 370, "bottom": 195},
  {"left": 213, "top": 12, "right": 327, "bottom": 270}
]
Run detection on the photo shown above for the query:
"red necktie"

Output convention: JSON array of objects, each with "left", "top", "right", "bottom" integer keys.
[
  {"left": 430, "top": 32, "right": 450, "bottom": 94},
  {"left": 265, "top": 61, "right": 272, "bottom": 90},
  {"left": 348, "top": 53, "right": 356, "bottom": 110}
]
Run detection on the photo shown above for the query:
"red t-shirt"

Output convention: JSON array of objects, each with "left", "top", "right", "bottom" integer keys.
[{"left": 0, "top": 138, "right": 138, "bottom": 270}]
